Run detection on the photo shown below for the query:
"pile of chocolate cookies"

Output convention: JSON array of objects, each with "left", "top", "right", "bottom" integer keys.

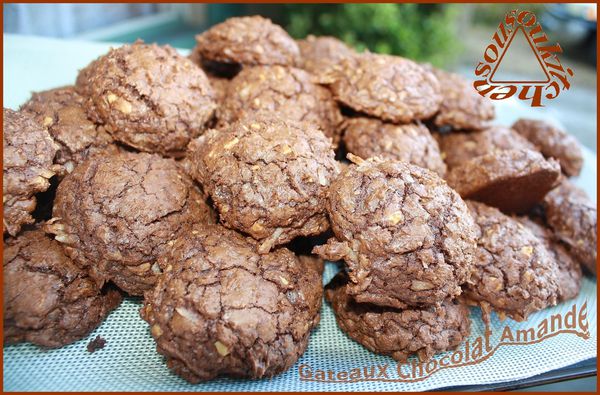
[{"left": 3, "top": 15, "right": 597, "bottom": 384}]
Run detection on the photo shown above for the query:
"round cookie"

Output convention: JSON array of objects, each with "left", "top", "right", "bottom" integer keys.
[
  {"left": 438, "top": 126, "right": 536, "bottom": 169},
  {"left": 446, "top": 149, "right": 561, "bottom": 214},
  {"left": 326, "top": 273, "right": 471, "bottom": 362},
  {"left": 512, "top": 118, "right": 583, "bottom": 177},
  {"left": 190, "top": 116, "right": 339, "bottom": 253},
  {"left": 313, "top": 156, "right": 477, "bottom": 309},
  {"left": 218, "top": 65, "right": 343, "bottom": 146},
  {"left": 76, "top": 41, "right": 216, "bottom": 157},
  {"left": 464, "top": 201, "right": 559, "bottom": 322},
  {"left": 430, "top": 67, "right": 495, "bottom": 131},
  {"left": 297, "top": 35, "right": 355, "bottom": 76},
  {"left": 20, "top": 86, "right": 119, "bottom": 174},
  {"left": 47, "top": 152, "right": 215, "bottom": 295},
  {"left": 342, "top": 117, "right": 446, "bottom": 177},
  {"left": 3, "top": 108, "right": 60, "bottom": 236},
  {"left": 193, "top": 16, "right": 299, "bottom": 67},
  {"left": 4, "top": 228, "right": 122, "bottom": 348},
  {"left": 321, "top": 53, "right": 442, "bottom": 123},
  {"left": 543, "top": 180, "right": 597, "bottom": 275},
  {"left": 141, "top": 224, "right": 322, "bottom": 383},
  {"left": 517, "top": 217, "right": 582, "bottom": 301}
]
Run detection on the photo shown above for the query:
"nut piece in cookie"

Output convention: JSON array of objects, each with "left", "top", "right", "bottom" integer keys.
[
  {"left": 20, "top": 86, "right": 119, "bottom": 174},
  {"left": 3, "top": 228, "right": 122, "bottom": 348},
  {"left": 76, "top": 41, "right": 216, "bottom": 157},
  {"left": 438, "top": 126, "right": 536, "bottom": 170},
  {"left": 193, "top": 16, "right": 300, "bottom": 67},
  {"left": 47, "top": 152, "right": 215, "bottom": 296},
  {"left": 326, "top": 272, "right": 471, "bottom": 362},
  {"left": 543, "top": 180, "right": 597, "bottom": 275},
  {"left": 218, "top": 65, "right": 343, "bottom": 146},
  {"left": 190, "top": 116, "right": 339, "bottom": 253},
  {"left": 446, "top": 149, "right": 561, "bottom": 214},
  {"left": 342, "top": 117, "right": 446, "bottom": 177},
  {"left": 429, "top": 67, "right": 495, "bottom": 131},
  {"left": 321, "top": 53, "right": 442, "bottom": 123},
  {"left": 141, "top": 224, "right": 322, "bottom": 383},
  {"left": 464, "top": 201, "right": 559, "bottom": 322},
  {"left": 297, "top": 35, "right": 355, "bottom": 76},
  {"left": 517, "top": 216, "right": 582, "bottom": 302},
  {"left": 3, "top": 108, "right": 60, "bottom": 236},
  {"left": 512, "top": 118, "right": 583, "bottom": 177},
  {"left": 313, "top": 156, "right": 477, "bottom": 309}
]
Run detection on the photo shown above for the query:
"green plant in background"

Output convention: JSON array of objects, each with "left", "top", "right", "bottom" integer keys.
[
  {"left": 470, "top": 3, "right": 547, "bottom": 26},
  {"left": 283, "top": 4, "right": 461, "bottom": 67}
]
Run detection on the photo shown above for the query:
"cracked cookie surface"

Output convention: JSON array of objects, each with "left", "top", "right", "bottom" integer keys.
[
  {"left": 543, "top": 180, "right": 597, "bottom": 275},
  {"left": 446, "top": 149, "right": 561, "bottom": 214},
  {"left": 76, "top": 41, "right": 215, "bottom": 157},
  {"left": 48, "top": 152, "right": 215, "bottom": 295},
  {"left": 326, "top": 272, "right": 470, "bottom": 362},
  {"left": 321, "top": 53, "right": 441, "bottom": 123},
  {"left": 190, "top": 116, "right": 339, "bottom": 253},
  {"left": 313, "top": 157, "right": 477, "bottom": 308},
  {"left": 3, "top": 228, "right": 122, "bottom": 348},
  {"left": 512, "top": 118, "right": 583, "bottom": 177},
  {"left": 193, "top": 16, "right": 299, "bottom": 67},
  {"left": 297, "top": 35, "right": 355, "bottom": 76},
  {"left": 3, "top": 108, "right": 60, "bottom": 236},
  {"left": 517, "top": 216, "right": 582, "bottom": 301},
  {"left": 20, "top": 86, "right": 119, "bottom": 173},
  {"left": 438, "top": 126, "right": 536, "bottom": 170},
  {"left": 464, "top": 201, "right": 559, "bottom": 322},
  {"left": 218, "top": 65, "right": 343, "bottom": 146},
  {"left": 342, "top": 117, "right": 446, "bottom": 177},
  {"left": 429, "top": 67, "right": 495, "bottom": 130},
  {"left": 141, "top": 224, "right": 322, "bottom": 383}
]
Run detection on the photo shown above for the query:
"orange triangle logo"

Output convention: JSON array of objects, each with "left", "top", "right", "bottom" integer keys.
[{"left": 489, "top": 25, "right": 551, "bottom": 84}]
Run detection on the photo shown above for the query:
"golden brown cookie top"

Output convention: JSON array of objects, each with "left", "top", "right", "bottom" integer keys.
[{"left": 194, "top": 16, "right": 300, "bottom": 67}]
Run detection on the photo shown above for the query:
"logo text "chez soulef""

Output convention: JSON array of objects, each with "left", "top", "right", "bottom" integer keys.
[
  {"left": 299, "top": 302, "right": 589, "bottom": 383},
  {"left": 474, "top": 9, "right": 574, "bottom": 107}
]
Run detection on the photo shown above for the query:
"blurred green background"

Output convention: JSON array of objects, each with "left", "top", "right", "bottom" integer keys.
[{"left": 283, "top": 4, "right": 460, "bottom": 66}]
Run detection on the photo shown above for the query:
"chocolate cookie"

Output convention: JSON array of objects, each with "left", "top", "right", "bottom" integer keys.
[
  {"left": 464, "top": 201, "right": 559, "bottom": 322},
  {"left": 141, "top": 224, "right": 322, "bottom": 383},
  {"left": 47, "top": 152, "right": 215, "bottom": 295},
  {"left": 206, "top": 74, "right": 230, "bottom": 106},
  {"left": 517, "top": 217, "right": 582, "bottom": 301},
  {"left": 438, "top": 126, "right": 536, "bottom": 169},
  {"left": 430, "top": 67, "right": 495, "bottom": 130},
  {"left": 218, "top": 65, "right": 343, "bottom": 146},
  {"left": 297, "top": 35, "right": 355, "bottom": 76},
  {"left": 193, "top": 16, "right": 299, "bottom": 67},
  {"left": 313, "top": 156, "right": 477, "bottom": 308},
  {"left": 342, "top": 117, "right": 446, "bottom": 177},
  {"left": 76, "top": 41, "right": 215, "bottom": 157},
  {"left": 3, "top": 228, "right": 122, "bottom": 348},
  {"left": 321, "top": 53, "right": 442, "bottom": 123},
  {"left": 543, "top": 180, "right": 597, "bottom": 275},
  {"left": 3, "top": 108, "right": 60, "bottom": 236},
  {"left": 512, "top": 118, "right": 583, "bottom": 177},
  {"left": 190, "top": 116, "right": 339, "bottom": 253},
  {"left": 20, "top": 86, "right": 119, "bottom": 173},
  {"left": 446, "top": 149, "right": 561, "bottom": 214},
  {"left": 326, "top": 273, "right": 470, "bottom": 362}
]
